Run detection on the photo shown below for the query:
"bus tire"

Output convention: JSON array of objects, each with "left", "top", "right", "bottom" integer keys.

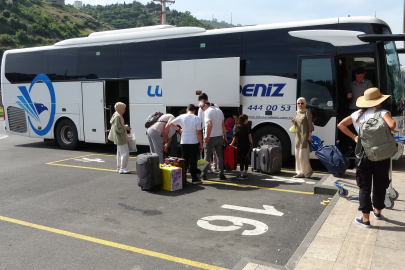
[
  {"left": 252, "top": 125, "right": 291, "bottom": 164},
  {"left": 55, "top": 119, "right": 79, "bottom": 150}
]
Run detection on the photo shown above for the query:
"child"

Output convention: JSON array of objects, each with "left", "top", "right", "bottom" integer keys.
[{"left": 230, "top": 114, "right": 252, "bottom": 179}]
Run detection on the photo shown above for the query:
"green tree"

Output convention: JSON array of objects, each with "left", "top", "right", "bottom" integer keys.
[{"left": 2, "top": 10, "right": 10, "bottom": 18}]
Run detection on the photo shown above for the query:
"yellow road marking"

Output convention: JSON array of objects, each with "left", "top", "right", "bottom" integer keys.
[
  {"left": 280, "top": 169, "right": 325, "bottom": 176},
  {"left": 46, "top": 154, "right": 96, "bottom": 165},
  {"left": 0, "top": 215, "right": 229, "bottom": 270},
  {"left": 201, "top": 180, "right": 313, "bottom": 195}
]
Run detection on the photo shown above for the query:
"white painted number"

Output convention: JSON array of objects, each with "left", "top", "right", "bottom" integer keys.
[
  {"left": 197, "top": 216, "right": 268, "bottom": 236},
  {"left": 221, "top": 204, "right": 284, "bottom": 216}
]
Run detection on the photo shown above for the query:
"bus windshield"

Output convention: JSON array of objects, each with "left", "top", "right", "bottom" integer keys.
[{"left": 382, "top": 31, "right": 405, "bottom": 116}]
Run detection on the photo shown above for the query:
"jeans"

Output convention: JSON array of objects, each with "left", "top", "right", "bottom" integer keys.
[
  {"left": 356, "top": 156, "right": 390, "bottom": 213},
  {"left": 181, "top": 143, "right": 199, "bottom": 180},
  {"left": 202, "top": 136, "right": 224, "bottom": 176}
]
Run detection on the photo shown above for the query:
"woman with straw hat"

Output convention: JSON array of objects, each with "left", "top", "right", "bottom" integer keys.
[{"left": 337, "top": 88, "right": 396, "bottom": 228}]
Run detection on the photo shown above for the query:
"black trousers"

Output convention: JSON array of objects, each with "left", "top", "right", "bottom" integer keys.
[
  {"left": 356, "top": 156, "right": 390, "bottom": 213},
  {"left": 239, "top": 147, "right": 249, "bottom": 172},
  {"left": 181, "top": 143, "right": 199, "bottom": 180}
]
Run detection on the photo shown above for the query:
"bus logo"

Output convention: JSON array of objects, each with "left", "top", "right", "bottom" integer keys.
[
  {"left": 240, "top": 84, "right": 286, "bottom": 97},
  {"left": 15, "top": 74, "right": 56, "bottom": 136},
  {"left": 147, "top": 86, "right": 162, "bottom": 97}
]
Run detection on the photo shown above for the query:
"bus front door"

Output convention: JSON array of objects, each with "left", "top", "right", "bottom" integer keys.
[
  {"left": 297, "top": 56, "right": 338, "bottom": 152},
  {"left": 81, "top": 82, "right": 107, "bottom": 143}
]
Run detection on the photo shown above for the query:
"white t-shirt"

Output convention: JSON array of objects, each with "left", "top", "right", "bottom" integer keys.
[
  {"left": 171, "top": 114, "right": 201, "bottom": 144},
  {"left": 198, "top": 103, "right": 219, "bottom": 130},
  {"left": 204, "top": 107, "right": 224, "bottom": 138},
  {"left": 351, "top": 108, "right": 389, "bottom": 134}
]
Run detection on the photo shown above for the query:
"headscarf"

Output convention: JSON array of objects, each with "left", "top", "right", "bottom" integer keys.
[
  {"left": 113, "top": 102, "right": 126, "bottom": 128},
  {"left": 297, "top": 97, "right": 307, "bottom": 113}
]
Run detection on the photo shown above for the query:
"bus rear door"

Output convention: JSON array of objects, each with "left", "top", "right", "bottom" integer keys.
[{"left": 81, "top": 81, "right": 107, "bottom": 143}]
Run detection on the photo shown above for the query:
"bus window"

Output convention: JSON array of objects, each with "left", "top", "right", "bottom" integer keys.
[{"left": 298, "top": 57, "right": 337, "bottom": 127}]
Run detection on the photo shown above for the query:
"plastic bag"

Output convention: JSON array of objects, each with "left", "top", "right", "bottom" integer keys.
[
  {"left": 289, "top": 124, "right": 297, "bottom": 133},
  {"left": 128, "top": 131, "right": 137, "bottom": 152},
  {"left": 197, "top": 159, "right": 209, "bottom": 171}
]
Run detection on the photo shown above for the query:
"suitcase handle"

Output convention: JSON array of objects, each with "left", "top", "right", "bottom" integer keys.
[{"left": 262, "top": 155, "right": 265, "bottom": 164}]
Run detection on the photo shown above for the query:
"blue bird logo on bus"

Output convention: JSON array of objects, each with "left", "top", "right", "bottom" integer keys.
[{"left": 15, "top": 74, "right": 56, "bottom": 136}]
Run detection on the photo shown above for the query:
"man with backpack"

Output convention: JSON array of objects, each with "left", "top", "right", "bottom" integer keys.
[
  {"left": 146, "top": 113, "right": 176, "bottom": 163},
  {"left": 338, "top": 88, "right": 397, "bottom": 228}
]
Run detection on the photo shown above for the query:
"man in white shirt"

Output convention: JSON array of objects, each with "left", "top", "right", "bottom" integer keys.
[
  {"left": 199, "top": 101, "right": 228, "bottom": 180},
  {"left": 197, "top": 93, "right": 219, "bottom": 172},
  {"left": 169, "top": 104, "right": 203, "bottom": 184}
]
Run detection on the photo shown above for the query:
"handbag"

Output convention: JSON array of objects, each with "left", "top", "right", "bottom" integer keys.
[
  {"left": 128, "top": 131, "right": 137, "bottom": 152},
  {"left": 108, "top": 125, "right": 115, "bottom": 141},
  {"left": 289, "top": 124, "right": 297, "bottom": 133}
]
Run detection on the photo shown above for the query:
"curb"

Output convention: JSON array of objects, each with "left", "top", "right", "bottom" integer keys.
[
  {"left": 284, "top": 192, "right": 340, "bottom": 269},
  {"left": 231, "top": 257, "right": 287, "bottom": 270},
  {"left": 314, "top": 174, "right": 337, "bottom": 195}
]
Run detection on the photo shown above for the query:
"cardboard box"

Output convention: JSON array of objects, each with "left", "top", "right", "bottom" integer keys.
[{"left": 160, "top": 165, "right": 183, "bottom": 191}]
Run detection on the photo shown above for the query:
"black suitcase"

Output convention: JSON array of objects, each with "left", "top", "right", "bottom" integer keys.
[
  {"left": 259, "top": 145, "right": 282, "bottom": 174},
  {"left": 136, "top": 153, "right": 161, "bottom": 190}
]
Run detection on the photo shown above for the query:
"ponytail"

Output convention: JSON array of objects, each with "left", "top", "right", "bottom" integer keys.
[{"left": 355, "top": 108, "right": 368, "bottom": 123}]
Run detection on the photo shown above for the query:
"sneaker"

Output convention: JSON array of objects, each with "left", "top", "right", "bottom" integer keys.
[
  {"left": 119, "top": 168, "right": 130, "bottom": 174},
  {"left": 372, "top": 210, "right": 382, "bottom": 220},
  {"left": 293, "top": 174, "right": 305, "bottom": 178},
  {"left": 355, "top": 217, "right": 371, "bottom": 228},
  {"left": 211, "top": 166, "right": 217, "bottom": 173},
  {"left": 219, "top": 174, "right": 227, "bottom": 180},
  {"left": 116, "top": 168, "right": 120, "bottom": 173},
  {"left": 192, "top": 179, "right": 202, "bottom": 184},
  {"left": 207, "top": 169, "right": 212, "bottom": 173},
  {"left": 242, "top": 175, "right": 248, "bottom": 180},
  {"left": 236, "top": 175, "right": 245, "bottom": 180}
]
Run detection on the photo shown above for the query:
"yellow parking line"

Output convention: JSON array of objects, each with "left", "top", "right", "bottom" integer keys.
[
  {"left": 0, "top": 215, "right": 228, "bottom": 270},
  {"left": 201, "top": 180, "right": 313, "bottom": 195},
  {"left": 46, "top": 154, "right": 96, "bottom": 165},
  {"left": 47, "top": 163, "right": 118, "bottom": 172}
]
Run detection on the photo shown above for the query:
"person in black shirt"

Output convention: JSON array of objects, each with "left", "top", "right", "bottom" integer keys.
[{"left": 230, "top": 114, "right": 252, "bottom": 180}]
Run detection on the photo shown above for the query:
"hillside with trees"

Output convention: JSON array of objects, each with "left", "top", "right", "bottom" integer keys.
[{"left": 0, "top": 0, "right": 237, "bottom": 61}]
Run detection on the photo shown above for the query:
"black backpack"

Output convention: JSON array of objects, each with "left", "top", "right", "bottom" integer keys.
[{"left": 145, "top": 112, "right": 163, "bottom": 128}]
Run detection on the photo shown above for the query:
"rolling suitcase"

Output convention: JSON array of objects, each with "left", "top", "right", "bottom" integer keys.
[
  {"left": 223, "top": 144, "right": 238, "bottom": 171},
  {"left": 260, "top": 145, "right": 282, "bottom": 174},
  {"left": 165, "top": 157, "right": 187, "bottom": 185},
  {"left": 136, "top": 153, "right": 161, "bottom": 190},
  {"left": 251, "top": 148, "right": 261, "bottom": 172},
  {"left": 160, "top": 165, "right": 183, "bottom": 191},
  {"left": 313, "top": 144, "right": 349, "bottom": 176}
]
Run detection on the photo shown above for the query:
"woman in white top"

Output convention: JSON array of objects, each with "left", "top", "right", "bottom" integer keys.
[
  {"left": 169, "top": 104, "right": 203, "bottom": 184},
  {"left": 338, "top": 88, "right": 396, "bottom": 228}
]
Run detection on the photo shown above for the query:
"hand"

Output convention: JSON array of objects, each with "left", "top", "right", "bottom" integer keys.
[
  {"left": 179, "top": 128, "right": 183, "bottom": 134},
  {"left": 204, "top": 137, "right": 210, "bottom": 143},
  {"left": 308, "top": 136, "right": 312, "bottom": 142},
  {"left": 224, "top": 137, "right": 228, "bottom": 144},
  {"left": 291, "top": 118, "right": 295, "bottom": 124},
  {"left": 164, "top": 145, "right": 168, "bottom": 154},
  {"left": 347, "top": 93, "right": 353, "bottom": 99},
  {"left": 163, "top": 138, "right": 167, "bottom": 144},
  {"left": 354, "top": 136, "right": 358, "bottom": 143},
  {"left": 126, "top": 126, "right": 132, "bottom": 131},
  {"left": 199, "top": 144, "right": 203, "bottom": 152}
]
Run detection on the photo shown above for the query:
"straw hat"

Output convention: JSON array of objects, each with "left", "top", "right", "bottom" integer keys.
[{"left": 356, "top": 88, "right": 390, "bottom": 108}]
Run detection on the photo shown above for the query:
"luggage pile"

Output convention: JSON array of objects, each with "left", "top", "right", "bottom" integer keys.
[{"left": 251, "top": 145, "right": 282, "bottom": 174}]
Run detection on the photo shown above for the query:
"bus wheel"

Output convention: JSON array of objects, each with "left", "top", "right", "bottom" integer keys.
[
  {"left": 253, "top": 126, "right": 291, "bottom": 164},
  {"left": 56, "top": 119, "right": 79, "bottom": 150}
]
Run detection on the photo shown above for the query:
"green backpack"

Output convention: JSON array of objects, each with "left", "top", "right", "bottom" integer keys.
[{"left": 355, "top": 108, "right": 397, "bottom": 162}]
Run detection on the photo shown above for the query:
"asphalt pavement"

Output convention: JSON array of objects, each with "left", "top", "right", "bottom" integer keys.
[{"left": 0, "top": 119, "right": 330, "bottom": 270}]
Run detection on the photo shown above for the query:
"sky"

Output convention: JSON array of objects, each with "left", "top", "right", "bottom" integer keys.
[{"left": 65, "top": 0, "right": 405, "bottom": 62}]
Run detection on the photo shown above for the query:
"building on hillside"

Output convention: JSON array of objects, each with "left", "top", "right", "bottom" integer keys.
[
  {"left": 74, "top": 1, "right": 82, "bottom": 9},
  {"left": 43, "top": 0, "right": 65, "bottom": 4},
  {"left": 5, "top": 0, "right": 13, "bottom": 4}
]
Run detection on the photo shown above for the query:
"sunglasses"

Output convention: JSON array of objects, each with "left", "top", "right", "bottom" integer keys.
[{"left": 297, "top": 102, "right": 304, "bottom": 105}]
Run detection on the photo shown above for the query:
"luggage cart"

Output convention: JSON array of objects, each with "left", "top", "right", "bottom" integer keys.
[{"left": 333, "top": 136, "right": 405, "bottom": 209}]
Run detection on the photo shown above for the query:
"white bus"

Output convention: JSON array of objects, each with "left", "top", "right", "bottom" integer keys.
[{"left": 2, "top": 17, "right": 405, "bottom": 163}]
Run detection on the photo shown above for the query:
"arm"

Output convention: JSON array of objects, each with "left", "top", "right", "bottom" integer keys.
[
  {"left": 222, "top": 120, "right": 228, "bottom": 143},
  {"left": 113, "top": 117, "right": 126, "bottom": 134},
  {"left": 230, "top": 136, "right": 236, "bottom": 146},
  {"left": 307, "top": 110, "right": 313, "bottom": 142},
  {"left": 205, "top": 121, "right": 212, "bottom": 143},
  {"left": 164, "top": 137, "right": 173, "bottom": 154},
  {"left": 163, "top": 121, "right": 172, "bottom": 144},
  {"left": 337, "top": 116, "right": 358, "bottom": 142},
  {"left": 249, "top": 134, "right": 253, "bottom": 145},
  {"left": 383, "top": 113, "right": 396, "bottom": 130},
  {"left": 197, "top": 130, "right": 203, "bottom": 151}
]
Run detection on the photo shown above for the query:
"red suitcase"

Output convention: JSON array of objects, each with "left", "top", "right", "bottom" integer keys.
[
  {"left": 223, "top": 145, "right": 238, "bottom": 171},
  {"left": 164, "top": 157, "right": 187, "bottom": 185}
]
